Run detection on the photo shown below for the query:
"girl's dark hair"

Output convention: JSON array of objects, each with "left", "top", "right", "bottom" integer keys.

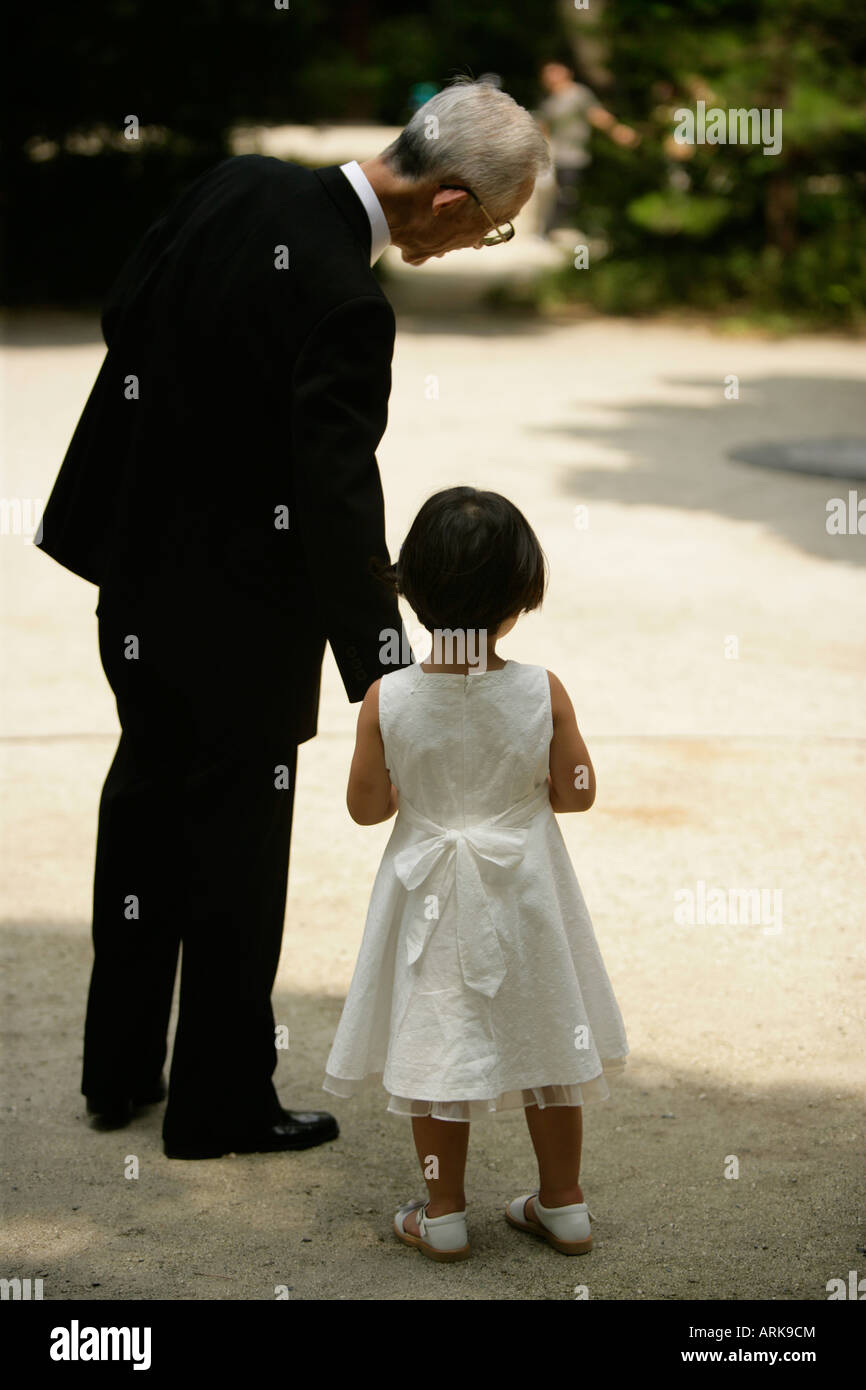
[{"left": 372, "top": 486, "right": 548, "bottom": 635}]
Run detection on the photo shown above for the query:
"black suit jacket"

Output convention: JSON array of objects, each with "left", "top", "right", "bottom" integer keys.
[{"left": 35, "top": 155, "right": 414, "bottom": 743}]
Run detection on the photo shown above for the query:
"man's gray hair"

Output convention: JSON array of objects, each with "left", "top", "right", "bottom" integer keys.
[{"left": 382, "top": 76, "right": 551, "bottom": 220}]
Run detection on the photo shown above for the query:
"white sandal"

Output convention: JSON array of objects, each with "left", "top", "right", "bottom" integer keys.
[
  {"left": 505, "top": 1191, "right": 594, "bottom": 1254},
  {"left": 393, "top": 1199, "right": 471, "bottom": 1262}
]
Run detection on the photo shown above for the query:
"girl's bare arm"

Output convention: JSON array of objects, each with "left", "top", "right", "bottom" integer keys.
[
  {"left": 547, "top": 669, "right": 596, "bottom": 813},
  {"left": 346, "top": 679, "right": 398, "bottom": 825}
]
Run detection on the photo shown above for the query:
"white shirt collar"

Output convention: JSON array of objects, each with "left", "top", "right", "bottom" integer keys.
[{"left": 339, "top": 160, "right": 391, "bottom": 266}]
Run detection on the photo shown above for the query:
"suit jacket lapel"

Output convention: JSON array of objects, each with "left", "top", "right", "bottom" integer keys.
[{"left": 314, "top": 165, "right": 373, "bottom": 264}]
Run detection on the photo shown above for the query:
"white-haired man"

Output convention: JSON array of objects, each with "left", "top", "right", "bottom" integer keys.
[
  {"left": 35, "top": 78, "right": 551, "bottom": 1162},
  {"left": 363, "top": 76, "right": 550, "bottom": 262}
]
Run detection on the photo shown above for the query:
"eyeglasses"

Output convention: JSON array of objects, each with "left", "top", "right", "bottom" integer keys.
[{"left": 439, "top": 184, "right": 516, "bottom": 246}]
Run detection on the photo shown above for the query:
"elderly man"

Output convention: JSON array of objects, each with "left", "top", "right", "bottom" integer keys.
[{"left": 35, "top": 77, "right": 550, "bottom": 1160}]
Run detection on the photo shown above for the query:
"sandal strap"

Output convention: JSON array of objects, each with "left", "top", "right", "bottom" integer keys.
[{"left": 524, "top": 1191, "right": 596, "bottom": 1223}]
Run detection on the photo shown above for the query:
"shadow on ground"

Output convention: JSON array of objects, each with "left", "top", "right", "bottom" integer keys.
[
  {"left": 532, "top": 374, "right": 866, "bottom": 568},
  {"left": 2, "top": 922, "right": 862, "bottom": 1302}
]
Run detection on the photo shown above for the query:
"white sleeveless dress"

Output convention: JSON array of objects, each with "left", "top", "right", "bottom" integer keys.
[{"left": 322, "top": 659, "right": 629, "bottom": 1121}]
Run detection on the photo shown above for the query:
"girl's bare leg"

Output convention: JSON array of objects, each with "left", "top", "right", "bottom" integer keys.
[
  {"left": 522, "top": 1103, "right": 584, "bottom": 1222},
  {"left": 400, "top": 1114, "right": 470, "bottom": 1236}
]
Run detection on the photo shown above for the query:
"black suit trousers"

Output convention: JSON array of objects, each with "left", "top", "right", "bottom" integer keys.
[{"left": 85, "top": 586, "right": 304, "bottom": 1144}]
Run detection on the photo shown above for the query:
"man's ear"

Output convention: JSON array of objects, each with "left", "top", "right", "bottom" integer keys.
[{"left": 431, "top": 186, "right": 469, "bottom": 217}]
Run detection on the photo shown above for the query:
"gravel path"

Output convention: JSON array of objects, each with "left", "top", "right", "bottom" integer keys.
[{"left": 2, "top": 304, "right": 864, "bottom": 1301}]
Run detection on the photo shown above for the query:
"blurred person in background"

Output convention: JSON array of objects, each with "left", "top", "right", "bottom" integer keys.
[{"left": 536, "top": 59, "right": 640, "bottom": 236}]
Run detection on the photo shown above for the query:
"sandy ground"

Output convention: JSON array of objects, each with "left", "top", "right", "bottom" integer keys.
[{"left": 2, "top": 278, "right": 865, "bottom": 1301}]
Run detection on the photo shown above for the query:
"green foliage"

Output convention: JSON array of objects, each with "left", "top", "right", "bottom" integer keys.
[
  {"left": 533, "top": 0, "right": 866, "bottom": 325},
  {"left": 531, "top": 218, "right": 866, "bottom": 328},
  {"left": 4, "top": 0, "right": 865, "bottom": 320},
  {"left": 626, "top": 191, "right": 733, "bottom": 238}
]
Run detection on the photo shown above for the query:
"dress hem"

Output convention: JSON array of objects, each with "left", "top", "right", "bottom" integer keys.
[{"left": 322, "top": 1057, "right": 628, "bottom": 1122}]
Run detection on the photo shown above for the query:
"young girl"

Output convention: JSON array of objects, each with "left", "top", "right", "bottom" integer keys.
[{"left": 323, "top": 486, "right": 628, "bottom": 1262}]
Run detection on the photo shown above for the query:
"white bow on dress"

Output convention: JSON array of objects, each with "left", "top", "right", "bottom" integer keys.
[{"left": 392, "top": 781, "right": 551, "bottom": 998}]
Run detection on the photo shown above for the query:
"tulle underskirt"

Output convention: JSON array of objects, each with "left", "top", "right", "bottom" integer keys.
[{"left": 323, "top": 1058, "right": 628, "bottom": 1122}]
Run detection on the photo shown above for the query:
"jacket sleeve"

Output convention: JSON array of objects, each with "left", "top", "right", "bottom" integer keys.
[{"left": 290, "top": 293, "right": 415, "bottom": 701}]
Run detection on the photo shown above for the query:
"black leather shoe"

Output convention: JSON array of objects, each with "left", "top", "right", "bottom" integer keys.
[
  {"left": 85, "top": 1076, "right": 168, "bottom": 1130},
  {"left": 163, "top": 1107, "right": 339, "bottom": 1160}
]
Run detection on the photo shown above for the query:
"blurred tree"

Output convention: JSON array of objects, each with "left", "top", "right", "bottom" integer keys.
[
  {"left": 3, "top": 0, "right": 863, "bottom": 320},
  {"left": 532, "top": 0, "right": 866, "bottom": 324}
]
